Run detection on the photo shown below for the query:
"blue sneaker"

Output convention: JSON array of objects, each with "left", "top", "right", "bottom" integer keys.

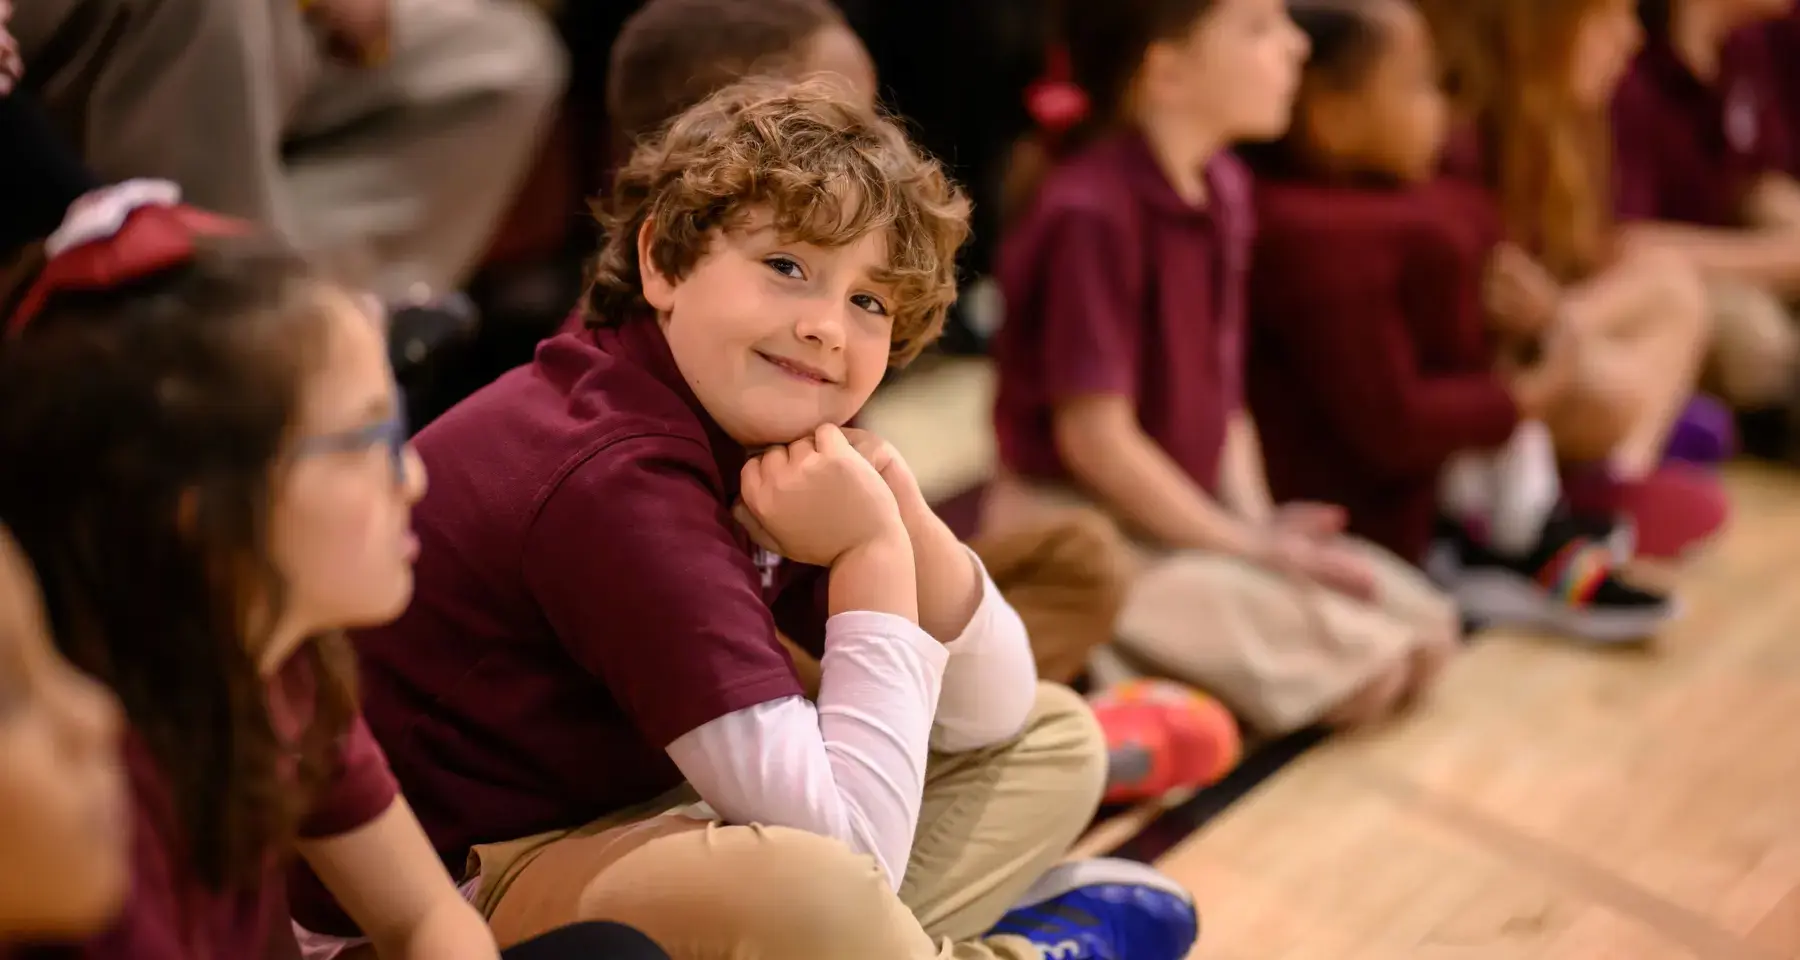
[{"left": 985, "top": 859, "right": 1198, "bottom": 960}]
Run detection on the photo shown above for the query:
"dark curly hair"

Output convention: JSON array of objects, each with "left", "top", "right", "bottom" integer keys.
[
  {"left": 586, "top": 78, "right": 972, "bottom": 365},
  {"left": 0, "top": 237, "right": 360, "bottom": 892}
]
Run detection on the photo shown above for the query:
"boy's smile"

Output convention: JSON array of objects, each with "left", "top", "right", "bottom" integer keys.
[{"left": 755, "top": 348, "right": 841, "bottom": 386}]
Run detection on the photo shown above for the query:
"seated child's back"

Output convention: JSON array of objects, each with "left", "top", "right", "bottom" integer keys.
[{"left": 1250, "top": 174, "right": 1515, "bottom": 562}]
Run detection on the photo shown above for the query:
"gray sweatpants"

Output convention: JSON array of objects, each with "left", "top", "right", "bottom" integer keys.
[{"left": 12, "top": 0, "right": 566, "bottom": 299}]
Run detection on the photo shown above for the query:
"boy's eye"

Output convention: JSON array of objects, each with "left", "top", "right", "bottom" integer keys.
[
  {"left": 851, "top": 293, "right": 889, "bottom": 317},
  {"left": 764, "top": 256, "right": 805, "bottom": 280}
]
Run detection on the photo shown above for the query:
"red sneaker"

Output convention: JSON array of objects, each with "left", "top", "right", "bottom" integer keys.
[{"left": 1091, "top": 679, "right": 1241, "bottom": 805}]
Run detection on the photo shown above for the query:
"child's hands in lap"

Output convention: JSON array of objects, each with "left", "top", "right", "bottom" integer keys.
[
  {"left": 1254, "top": 503, "right": 1378, "bottom": 602},
  {"left": 1484, "top": 243, "right": 1563, "bottom": 338},
  {"left": 737, "top": 424, "right": 906, "bottom": 567}
]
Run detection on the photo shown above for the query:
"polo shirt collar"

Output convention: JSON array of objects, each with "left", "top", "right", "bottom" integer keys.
[
  {"left": 609, "top": 314, "right": 749, "bottom": 490},
  {"left": 1116, "top": 129, "right": 1220, "bottom": 222}
]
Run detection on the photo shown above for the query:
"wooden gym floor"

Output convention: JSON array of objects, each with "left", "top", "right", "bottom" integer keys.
[{"left": 867, "top": 359, "right": 1800, "bottom": 960}]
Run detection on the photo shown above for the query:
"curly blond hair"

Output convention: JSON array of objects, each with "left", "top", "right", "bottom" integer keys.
[{"left": 586, "top": 78, "right": 972, "bottom": 365}]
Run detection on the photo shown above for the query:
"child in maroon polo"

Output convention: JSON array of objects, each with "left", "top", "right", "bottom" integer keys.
[
  {"left": 307, "top": 82, "right": 1200, "bottom": 960},
  {"left": 1613, "top": 0, "right": 1800, "bottom": 435},
  {"left": 1240, "top": 0, "right": 1671, "bottom": 643},
  {"left": 582, "top": 0, "right": 1130, "bottom": 695},
  {"left": 1417, "top": 0, "right": 1728, "bottom": 561},
  {"left": 988, "top": 0, "right": 1458, "bottom": 737}
]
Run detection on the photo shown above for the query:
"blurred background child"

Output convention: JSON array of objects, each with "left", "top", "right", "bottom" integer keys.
[
  {"left": 1240, "top": 0, "right": 1671, "bottom": 642},
  {"left": 987, "top": 0, "right": 1458, "bottom": 739},
  {"left": 1614, "top": 0, "right": 1800, "bottom": 455},
  {"left": 1418, "top": 0, "right": 1730, "bottom": 562},
  {"left": 0, "top": 187, "right": 496, "bottom": 960}
]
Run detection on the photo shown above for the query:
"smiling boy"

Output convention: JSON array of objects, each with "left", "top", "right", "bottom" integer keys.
[{"left": 291, "top": 81, "right": 1199, "bottom": 960}]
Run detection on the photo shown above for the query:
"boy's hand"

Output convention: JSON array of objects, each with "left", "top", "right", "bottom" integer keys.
[
  {"left": 738, "top": 424, "right": 907, "bottom": 568},
  {"left": 0, "top": 0, "right": 22, "bottom": 95},
  {"left": 1253, "top": 503, "right": 1378, "bottom": 602},
  {"left": 304, "top": 0, "right": 392, "bottom": 67},
  {"left": 1270, "top": 501, "right": 1348, "bottom": 540},
  {"left": 839, "top": 427, "right": 927, "bottom": 519},
  {"left": 1484, "top": 243, "right": 1563, "bottom": 337},
  {"left": 1507, "top": 319, "right": 1581, "bottom": 419}
]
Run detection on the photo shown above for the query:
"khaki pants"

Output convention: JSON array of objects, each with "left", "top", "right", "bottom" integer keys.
[
  {"left": 984, "top": 478, "right": 1457, "bottom": 736},
  {"left": 1706, "top": 279, "right": 1800, "bottom": 409},
  {"left": 472, "top": 683, "right": 1106, "bottom": 960},
  {"left": 11, "top": 0, "right": 565, "bottom": 299},
  {"left": 1112, "top": 539, "right": 1455, "bottom": 735}
]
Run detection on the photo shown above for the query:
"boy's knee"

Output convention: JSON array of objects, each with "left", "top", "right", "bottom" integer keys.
[
  {"left": 1707, "top": 280, "right": 1799, "bottom": 405},
  {"left": 1044, "top": 507, "right": 1134, "bottom": 600},
  {"left": 1013, "top": 682, "right": 1109, "bottom": 812},
  {"left": 577, "top": 826, "right": 922, "bottom": 958}
]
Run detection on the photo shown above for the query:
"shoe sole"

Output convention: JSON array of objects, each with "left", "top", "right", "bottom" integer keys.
[
  {"left": 1011, "top": 859, "right": 1197, "bottom": 910},
  {"left": 1450, "top": 569, "right": 1672, "bottom": 645}
]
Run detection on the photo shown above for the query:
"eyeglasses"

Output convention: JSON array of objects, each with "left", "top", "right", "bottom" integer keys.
[{"left": 292, "top": 398, "right": 411, "bottom": 485}]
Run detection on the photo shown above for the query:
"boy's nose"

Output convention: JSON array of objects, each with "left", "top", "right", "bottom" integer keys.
[{"left": 793, "top": 301, "right": 847, "bottom": 350}]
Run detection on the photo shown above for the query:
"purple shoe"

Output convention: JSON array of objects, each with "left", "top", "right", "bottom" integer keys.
[{"left": 1664, "top": 395, "right": 1735, "bottom": 466}]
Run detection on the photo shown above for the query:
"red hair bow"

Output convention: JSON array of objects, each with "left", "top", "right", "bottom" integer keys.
[
  {"left": 8, "top": 180, "right": 251, "bottom": 337},
  {"left": 1025, "top": 46, "right": 1091, "bottom": 138}
]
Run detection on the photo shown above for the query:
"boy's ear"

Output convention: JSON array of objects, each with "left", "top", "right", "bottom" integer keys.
[{"left": 637, "top": 218, "right": 677, "bottom": 312}]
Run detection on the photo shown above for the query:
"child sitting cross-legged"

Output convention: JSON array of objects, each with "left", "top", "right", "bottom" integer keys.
[
  {"left": 291, "top": 80, "right": 1200, "bottom": 960},
  {"left": 1239, "top": 0, "right": 1673, "bottom": 643},
  {"left": 595, "top": 0, "right": 1133, "bottom": 704}
]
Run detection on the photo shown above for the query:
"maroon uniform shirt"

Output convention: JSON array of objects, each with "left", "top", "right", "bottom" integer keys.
[
  {"left": 992, "top": 132, "right": 1253, "bottom": 497},
  {"left": 1614, "top": 26, "right": 1792, "bottom": 227},
  {"left": 1247, "top": 174, "right": 1518, "bottom": 562},
  {"left": 41, "top": 659, "right": 396, "bottom": 959}
]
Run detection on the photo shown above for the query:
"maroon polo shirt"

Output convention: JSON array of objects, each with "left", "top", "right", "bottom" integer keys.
[
  {"left": 1247, "top": 174, "right": 1518, "bottom": 562},
  {"left": 1763, "top": 9, "right": 1800, "bottom": 179},
  {"left": 1613, "top": 26, "right": 1791, "bottom": 227},
  {"left": 290, "top": 319, "right": 822, "bottom": 934},
  {"left": 48, "top": 660, "right": 396, "bottom": 959},
  {"left": 992, "top": 133, "right": 1252, "bottom": 496}
]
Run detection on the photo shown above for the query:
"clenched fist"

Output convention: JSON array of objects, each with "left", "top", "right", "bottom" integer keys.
[{"left": 737, "top": 424, "right": 906, "bottom": 568}]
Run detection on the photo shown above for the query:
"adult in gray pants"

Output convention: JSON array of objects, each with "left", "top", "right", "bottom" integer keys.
[{"left": 10, "top": 0, "right": 566, "bottom": 301}]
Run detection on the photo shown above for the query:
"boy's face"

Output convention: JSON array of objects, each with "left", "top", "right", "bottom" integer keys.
[
  {"left": 640, "top": 211, "right": 897, "bottom": 447},
  {"left": 1143, "top": 0, "right": 1311, "bottom": 143}
]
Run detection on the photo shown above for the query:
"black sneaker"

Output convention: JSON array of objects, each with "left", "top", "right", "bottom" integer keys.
[{"left": 1441, "top": 516, "right": 1672, "bottom": 644}]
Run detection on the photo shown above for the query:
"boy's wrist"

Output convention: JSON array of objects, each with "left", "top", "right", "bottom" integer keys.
[{"left": 829, "top": 531, "right": 919, "bottom": 621}]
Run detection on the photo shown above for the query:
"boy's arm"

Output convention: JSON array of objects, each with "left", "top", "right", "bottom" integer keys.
[
  {"left": 526, "top": 437, "right": 943, "bottom": 893},
  {"left": 1053, "top": 393, "right": 1262, "bottom": 556},
  {"left": 1617, "top": 219, "right": 1800, "bottom": 294},
  {"left": 842, "top": 429, "right": 1042, "bottom": 751},
  {"left": 1218, "top": 410, "right": 1274, "bottom": 525}
]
